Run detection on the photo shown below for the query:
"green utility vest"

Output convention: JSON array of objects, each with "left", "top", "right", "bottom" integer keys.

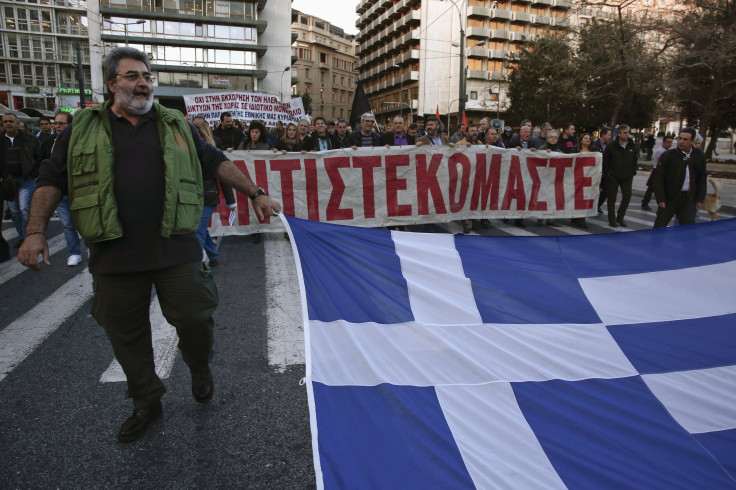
[{"left": 67, "top": 101, "right": 203, "bottom": 242}]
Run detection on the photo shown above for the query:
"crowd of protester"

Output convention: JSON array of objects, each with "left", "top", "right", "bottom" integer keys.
[
  {"left": 207, "top": 111, "right": 643, "bottom": 233},
  {"left": 1, "top": 106, "right": 707, "bottom": 266}
]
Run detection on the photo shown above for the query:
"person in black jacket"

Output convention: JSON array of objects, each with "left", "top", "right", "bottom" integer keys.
[
  {"left": 1, "top": 112, "right": 42, "bottom": 245},
  {"left": 508, "top": 126, "right": 537, "bottom": 150},
  {"left": 380, "top": 115, "right": 415, "bottom": 147},
  {"left": 302, "top": 116, "right": 339, "bottom": 151},
  {"left": 212, "top": 111, "right": 244, "bottom": 151},
  {"left": 602, "top": 124, "right": 638, "bottom": 227},
  {"left": 652, "top": 127, "right": 707, "bottom": 228},
  {"left": 348, "top": 112, "right": 381, "bottom": 147}
]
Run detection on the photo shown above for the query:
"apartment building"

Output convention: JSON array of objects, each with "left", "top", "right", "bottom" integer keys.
[
  {"left": 356, "top": 0, "right": 573, "bottom": 127},
  {"left": 292, "top": 10, "right": 357, "bottom": 121}
]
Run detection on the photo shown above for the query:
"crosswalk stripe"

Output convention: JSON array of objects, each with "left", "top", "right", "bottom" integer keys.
[
  {"left": 483, "top": 221, "right": 540, "bottom": 236},
  {"left": 0, "top": 268, "right": 93, "bottom": 382},
  {"left": 264, "top": 233, "right": 305, "bottom": 372},
  {"left": 2, "top": 227, "right": 18, "bottom": 241},
  {"left": 0, "top": 234, "right": 69, "bottom": 285},
  {"left": 99, "top": 296, "right": 179, "bottom": 383}
]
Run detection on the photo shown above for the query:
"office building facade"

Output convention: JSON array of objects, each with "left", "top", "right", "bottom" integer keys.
[{"left": 0, "top": 0, "right": 293, "bottom": 115}]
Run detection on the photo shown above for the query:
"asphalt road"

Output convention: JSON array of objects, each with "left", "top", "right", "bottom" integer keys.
[{"left": 1, "top": 200, "right": 733, "bottom": 488}]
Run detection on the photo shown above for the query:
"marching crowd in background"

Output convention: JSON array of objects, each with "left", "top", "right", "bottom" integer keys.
[
  {"left": 0, "top": 106, "right": 708, "bottom": 264},
  {"left": 202, "top": 111, "right": 707, "bottom": 235}
]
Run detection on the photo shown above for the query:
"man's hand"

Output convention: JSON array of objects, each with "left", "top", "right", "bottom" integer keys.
[
  {"left": 658, "top": 202, "right": 666, "bottom": 208},
  {"left": 696, "top": 201, "right": 703, "bottom": 208},
  {"left": 252, "top": 195, "right": 281, "bottom": 221},
  {"left": 18, "top": 234, "right": 50, "bottom": 271}
]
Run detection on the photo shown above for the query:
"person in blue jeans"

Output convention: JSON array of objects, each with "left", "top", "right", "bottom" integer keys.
[
  {"left": 41, "top": 112, "right": 84, "bottom": 266},
  {"left": 2, "top": 112, "right": 42, "bottom": 248},
  {"left": 194, "top": 120, "right": 236, "bottom": 266}
]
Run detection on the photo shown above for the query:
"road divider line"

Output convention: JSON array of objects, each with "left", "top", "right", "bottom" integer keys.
[
  {"left": 0, "top": 234, "right": 68, "bottom": 285},
  {"left": 0, "top": 268, "right": 93, "bottom": 382},
  {"left": 99, "top": 296, "right": 179, "bottom": 383}
]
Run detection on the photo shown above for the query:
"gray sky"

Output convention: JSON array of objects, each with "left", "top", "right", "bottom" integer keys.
[{"left": 290, "top": 0, "right": 360, "bottom": 35}]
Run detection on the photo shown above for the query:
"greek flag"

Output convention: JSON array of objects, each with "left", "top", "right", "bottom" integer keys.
[{"left": 283, "top": 216, "right": 736, "bottom": 489}]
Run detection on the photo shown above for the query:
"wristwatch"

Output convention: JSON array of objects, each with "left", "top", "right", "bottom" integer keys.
[{"left": 249, "top": 188, "right": 266, "bottom": 201}]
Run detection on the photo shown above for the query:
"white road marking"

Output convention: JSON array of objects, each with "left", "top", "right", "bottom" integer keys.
[
  {"left": 2, "top": 227, "right": 18, "bottom": 241},
  {"left": 0, "top": 268, "right": 93, "bottom": 381},
  {"left": 99, "top": 296, "right": 179, "bottom": 383},
  {"left": 489, "top": 221, "right": 539, "bottom": 236},
  {"left": 0, "top": 234, "right": 68, "bottom": 285},
  {"left": 264, "top": 233, "right": 304, "bottom": 372}
]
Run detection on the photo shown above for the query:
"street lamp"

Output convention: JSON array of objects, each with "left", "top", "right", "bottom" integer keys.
[
  {"left": 281, "top": 67, "right": 291, "bottom": 99},
  {"left": 447, "top": 0, "right": 485, "bottom": 124},
  {"left": 392, "top": 64, "right": 403, "bottom": 119},
  {"left": 446, "top": 0, "right": 467, "bottom": 119},
  {"left": 108, "top": 19, "right": 145, "bottom": 47}
]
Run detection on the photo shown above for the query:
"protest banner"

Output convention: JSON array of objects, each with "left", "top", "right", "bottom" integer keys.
[
  {"left": 208, "top": 145, "right": 602, "bottom": 236},
  {"left": 183, "top": 91, "right": 305, "bottom": 127}
]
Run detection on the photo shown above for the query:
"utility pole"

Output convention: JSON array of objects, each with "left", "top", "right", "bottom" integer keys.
[{"left": 75, "top": 41, "right": 85, "bottom": 109}]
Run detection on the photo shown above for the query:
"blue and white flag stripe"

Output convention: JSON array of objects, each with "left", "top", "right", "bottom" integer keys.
[{"left": 282, "top": 215, "right": 736, "bottom": 489}]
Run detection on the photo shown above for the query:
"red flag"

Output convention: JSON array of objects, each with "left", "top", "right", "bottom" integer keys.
[
  {"left": 436, "top": 105, "right": 440, "bottom": 119},
  {"left": 461, "top": 111, "right": 467, "bottom": 127}
]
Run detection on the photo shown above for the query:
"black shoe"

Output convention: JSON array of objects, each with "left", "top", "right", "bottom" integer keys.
[
  {"left": 609, "top": 220, "right": 618, "bottom": 228},
  {"left": 641, "top": 204, "right": 651, "bottom": 210},
  {"left": 516, "top": 219, "right": 526, "bottom": 228},
  {"left": 208, "top": 259, "right": 218, "bottom": 267},
  {"left": 117, "top": 400, "right": 163, "bottom": 443},
  {"left": 13, "top": 239, "right": 23, "bottom": 249},
  {"left": 252, "top": 233, "right": 261, "bottom": 244},
  {"left": 191, "top": 365, "right": 213, "bottom": 403},
  {"left": 616, "top": 218, "right": 627, "bottom": 227}
]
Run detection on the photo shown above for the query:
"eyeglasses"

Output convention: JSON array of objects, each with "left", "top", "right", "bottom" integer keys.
[{"left": 116, "top": 71, "right": 155, "bottom": 83}]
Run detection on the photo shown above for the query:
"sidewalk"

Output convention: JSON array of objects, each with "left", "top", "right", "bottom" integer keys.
[{"left": 633, "top": 160, "right": 736, "bottom": 214}]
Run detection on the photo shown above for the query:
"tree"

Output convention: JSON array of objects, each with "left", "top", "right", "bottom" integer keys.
[
  {"left": 667, "top": 0, "right": 736, "bottom": 158},
  {"left": 507, "top": 36, "right": 581, "bottom": 126},
  {"left": 506, "top": 9, "right": 667, "bottom": 131},
  {"left": 300, "top": 92, "right": 313, "bottom": 116},
  {"left": 575, "top": 5, "right": 667, "bottom": 129}
]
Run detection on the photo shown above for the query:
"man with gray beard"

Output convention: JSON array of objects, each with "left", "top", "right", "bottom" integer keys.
[{"left": 18, "top": 47, "right": 281, "bottom": 444}]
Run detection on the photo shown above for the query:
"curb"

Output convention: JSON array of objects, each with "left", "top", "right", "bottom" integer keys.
[{"left": 631, "top": 187, "right": 736, "bottom": 215}]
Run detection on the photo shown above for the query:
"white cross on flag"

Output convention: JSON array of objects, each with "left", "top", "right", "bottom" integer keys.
[{"left": 282, "top": 215, "right": 736, "bottom": 489}]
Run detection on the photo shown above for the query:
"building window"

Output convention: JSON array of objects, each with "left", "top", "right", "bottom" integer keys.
[
  {"left": 158, "top": 71, "right": 203, "bottom": 88},
  {"left": 305, "top": 68, "right": 310, "bottom": 79},
  {"left": 315, "top": 21, "right": 325, "bottom": 30},
  {"left": 320, "top": 52, "right": 327, "bottom": 63},
  {"left": 470, "top": 91, "right": 478, "bottom": 100}
]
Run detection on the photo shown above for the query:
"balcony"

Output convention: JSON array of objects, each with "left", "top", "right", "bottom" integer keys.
[
  {"left": 509, "top": 31, "right": 527, "bottom": 41},
  {"left": 554, "top": 0, "right": 572, "bottom": 7},
  {"left": 489, "top": 29, "right": 510, "bottom": 40},
  {"left": 552, "top": 17, "right": 570, "bottom": 27},
  {"left": 467, "top": 27, "right": 491, "bottom": 38},
  {"left": 468, "top": 46, "right": 488, "bottom": 57},
  {"left": 490, "top": 9, "right": 512, "bottom": 20},
  {"left": 512, "top": 12, "right": 532, "bottom": 23},
  {"left": 532, "top": 0, "right": 553, "bottom": 4},
  {"left": 532, "top": 14, "right": 551, "bottom": 24},
  {"left": 468, "top": 6, "right": 491, "bottom": 17},
  {"left": 488, "top": 71, "right": 505, "bottom": 81},
  {"left": 467, "top": 69, "right": 486, "bottom": 80},
  {"left": 488, "top": 49, "right": 508, "bottom": 59}
]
